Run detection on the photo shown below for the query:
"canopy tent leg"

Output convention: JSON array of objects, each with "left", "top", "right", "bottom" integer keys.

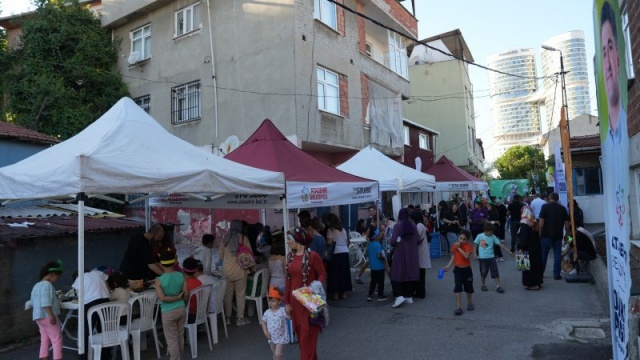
[
  {"left": 77, "top": 195, "right": 85, "bottom": 357},
  {"left": 283, "top": 198, "right": 290, "bottom": 254}
]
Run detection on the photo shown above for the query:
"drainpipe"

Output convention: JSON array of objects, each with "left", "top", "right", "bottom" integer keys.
[{"left": 206, "top": 0, "right": 220, "bottom": 153}]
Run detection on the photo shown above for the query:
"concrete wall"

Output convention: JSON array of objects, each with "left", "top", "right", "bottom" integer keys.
[
  {"left": 0, "top": 230, "right": 136, "bottom": 346},
  {"left": 404, "top": 61, "right": 476, "bottom": 168},
  {"left": 0, "top": 140, "right": 50, "bottom": 167},
  {"left": 103, "top": 0, "right": 412, "bottom": 155}
]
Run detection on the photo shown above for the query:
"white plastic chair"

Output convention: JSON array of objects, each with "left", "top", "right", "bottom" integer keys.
[
  {"left": 128, "top": 291, "right": 161, "bottom": 360},
  {"left": 87, "top": 302, "right": 130, "bottom": 360},
  {"left": 208, "top": 279, "right": 228, "bottom": 344},
  {"left": 184, "top": 284, "right": 213, "bottom": 358},
  {"left": 246, "top": 268, "right": 270, "bottom": 323}
]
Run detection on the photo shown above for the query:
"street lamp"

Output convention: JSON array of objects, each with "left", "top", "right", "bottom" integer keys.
[{"left": 542, "top": 44, "right": 577, "bottom": 259}]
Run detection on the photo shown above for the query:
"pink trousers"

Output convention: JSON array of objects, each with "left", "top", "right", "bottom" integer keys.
[{"left": 35, "top": 317, "right": 63, "bottom": 359}]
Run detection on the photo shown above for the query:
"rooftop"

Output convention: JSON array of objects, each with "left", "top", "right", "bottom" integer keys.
[{"left": 0, "top": 121, "right": 59, "bottom": 145}]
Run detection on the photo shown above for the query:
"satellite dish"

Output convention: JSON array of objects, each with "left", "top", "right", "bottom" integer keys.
[
  {"left": 219, "top": 135, "right": 240, "bottom": 155},
  {"left": 127, "top": 51, "right": 140, "bottom": 65}
]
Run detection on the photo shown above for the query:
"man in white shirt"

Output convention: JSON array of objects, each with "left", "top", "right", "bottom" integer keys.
[{"left": 530, "top": 193, "right": 547, "bottom": 219}]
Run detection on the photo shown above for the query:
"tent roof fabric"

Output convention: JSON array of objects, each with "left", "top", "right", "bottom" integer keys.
[
  {"left": 336, "top": 145, "right": 435, "bottom": 192},
  {"left": 0, "top": 97, "right": 285, "bottom": 200},
  {"left": 225, "top": 119, "right": 371, "bottom": 183},
  {"left": 425, "top": 156, "right": 488, "bottom": 191}
]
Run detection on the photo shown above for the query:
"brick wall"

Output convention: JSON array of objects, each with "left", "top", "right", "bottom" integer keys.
[
  {"left": 356, "top": 1, "right": 366, "bottom": 54},
  {"left": 629, "top": 0, "right": 640, "bottom": 136},
  {"left": 339, "top": 74, "right": 349, "bottom": 118},
  {"left": 337, "top": 0, "right": 346, "bottom": 36},
  {"left": 383, "top": 0, "right": 418, "bottom": 38},
  {"left": 360, "top": 72, "right": 369, "bottom": 123}
]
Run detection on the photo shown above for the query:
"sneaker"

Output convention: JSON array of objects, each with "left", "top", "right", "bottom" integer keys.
[
  {"left": 367, "top": 295, "right": 374, "bottom": 301},
  {"left": 497, "top": 257, "right": 505, "bottom": 262},
  {"left": 496, "top": 287, "right": 505, "bottom": 293},
  {"left": 355, "top": 277, "right": 364, "bottom": 284},
  {"left": 404, "top": 297, "right": 414, "bottom": 304},
  {"left": 225, "top": 317, "right": 231, "bottom": 326},
  {"left": 392, "top": 296, "right": 405, "bottom": 308},
  {"left": 377, "top": 296, "right": 389, "bottom": 302},
  {"left": 481, "top": 285, "right": 488, "bottom": 291},
  {"left": 554, "top": 275, "right": 563, "bottom": 280},
  {"left": 467, "top": 304, "right": 475, "bottom": 311},
  {"left": 454, "top": 308, "right": 463, "bottom": 316},
  {"left": 236, "top": 318, "right": 251, "bottom": 326}
]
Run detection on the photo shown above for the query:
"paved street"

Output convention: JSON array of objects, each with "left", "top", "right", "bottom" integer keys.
[{"left": 1, "top": 237, "right": 612, "bottom": 360}]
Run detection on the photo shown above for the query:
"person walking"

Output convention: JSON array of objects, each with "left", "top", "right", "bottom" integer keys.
[
  {"left": 517, "top": 204, "right": 543, "bottom": 290},
  {"left": 221, "top": 219, "right": 254, "bottom": 326},
  {"left": 410, "top": 210, "right": 430, "bottom": 299},
  {"left": 538, "top": 192, "right": 570, "bottom": 280},
  {"left": 443, "top": 230, "right": 474, "bottom": 315},
  {"left": 284, "top": 227, "right": 326, "bottom": 360},
  {"left": 325, "top": 213, "right": 352, "bottom": 300},
  {"left": 390, "top": 208, "right": 420, "bottom": 308}
]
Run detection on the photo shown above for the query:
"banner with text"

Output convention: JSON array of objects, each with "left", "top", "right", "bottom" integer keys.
[
  {"left": 286, "top": 181, "right": 379, "bottom": 209},
  {"left": 594, "top": 1, "right": 630, "bottom": 358}
]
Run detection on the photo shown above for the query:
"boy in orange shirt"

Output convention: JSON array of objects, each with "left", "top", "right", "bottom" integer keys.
[{"left": 444, "top": 230, "right": 474, "bottom": 315}]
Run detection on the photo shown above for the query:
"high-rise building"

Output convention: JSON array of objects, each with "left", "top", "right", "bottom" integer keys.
[
  {"left": 487, "top": 49, "right": 541, "bottom": 157},
  {"left": 540, "top": 31, "right": 591, "bottom": 135}
]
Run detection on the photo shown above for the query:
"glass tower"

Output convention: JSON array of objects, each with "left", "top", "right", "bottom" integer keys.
[
  {"left": 540, "top": 31, "right": 590, "bottom": 135},
  {"left": 487, "top": 48, "right": 541, "bottom": 157}
]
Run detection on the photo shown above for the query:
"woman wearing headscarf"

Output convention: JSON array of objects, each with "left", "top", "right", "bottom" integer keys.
[
  {"left": 390, "top": 208, "right": 420, "bottom": 308},
  {"left": 284, "top": 227, "right": 326, "bottom": 360},
  {"left": 325, "top": 213, "right": 352, "bottom": 300},
  {"left": 518, "top": 204, "right": 543, "bottom": 290},
  {"left": 409, "top": 210, "right": 430, "bottom": 299},
  {"left": 221, "top": 219, "right": 254, "bottom": 326}
]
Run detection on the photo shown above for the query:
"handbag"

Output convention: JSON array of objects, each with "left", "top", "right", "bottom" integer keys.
[
  {"left": 236, "top": 238, "right": 256, "bottom": 270},
  {"left": 516, "top": 251, "right": 530, "bottom": 271}
]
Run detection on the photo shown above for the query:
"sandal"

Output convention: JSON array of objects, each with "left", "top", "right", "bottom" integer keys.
[{"left": 454, "top": 308, "right": 463, "bottom": 315}]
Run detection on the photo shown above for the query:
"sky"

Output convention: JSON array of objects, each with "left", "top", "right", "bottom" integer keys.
[
  {"left": 406, "top": 0, "right": 598, "bottom": 163},
  {"left": 2, "top": 1, "right": 598, "bottom": 163}
]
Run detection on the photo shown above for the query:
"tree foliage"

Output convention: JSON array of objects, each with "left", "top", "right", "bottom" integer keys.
[
  {"left": 2, "top": 0, "right": 128, "bottom": 139},
  {"left": 494, "top": 145, "right": 547, "bottom": 190}
]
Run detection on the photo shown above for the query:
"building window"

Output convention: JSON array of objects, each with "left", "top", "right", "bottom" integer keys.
[
  {"left": 403, "top": 126, "right": 410, "bottom": 145},
  {"left": 134, "top": 95, "right": 150, "bottom": 113},
  {"left": 314, "top": 0, "right": 337, "bottom": 30},
  {"left": 317, "top": 66, "right": 340, "bottom": 114},
  {"left": 130, "top": 24, "right": 151, "bottom": 61},
  {"left": 365, "top": 42, "right": 372, "bottom": 57},
  {"left": 171, "top": 80, "right": 201, "bottom": 124},
  {"left": 419, "top": 133, "right": 430, "bottom": 150},
  {"left": 573, "top": 167, "right": 602, "bottom": 195},
  {"left": 387, "top": 31, "right": 408, "bottom": 78},
  {"left": 622, "top": 7, "right": 635, "bottom": 79},
  {"left": 175, "top": 3, "right": 200, "bottom": 37}
]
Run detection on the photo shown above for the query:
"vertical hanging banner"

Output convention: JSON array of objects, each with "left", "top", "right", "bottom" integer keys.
[
  {"left": 594, "top": 1, "right": 630, "bottom": 359},
  {"left": 553, "top": 142, "right": 568, "bottom": 208}
]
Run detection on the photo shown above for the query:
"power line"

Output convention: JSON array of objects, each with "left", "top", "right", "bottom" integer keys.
[{"left": 327, "top": 0, "right": 550, "bottom": 81}]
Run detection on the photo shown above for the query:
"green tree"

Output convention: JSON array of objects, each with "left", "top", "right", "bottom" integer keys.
[
  {"left": 2, "top": 0, "right": 128, "bottom": 139},
  {"left": 494, "top": 145, "right": 547, "bottom": 191}
]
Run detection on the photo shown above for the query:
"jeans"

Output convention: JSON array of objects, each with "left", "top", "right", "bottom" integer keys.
[{"left": 541, "top": 237, "right": 563, "bottom": 277}]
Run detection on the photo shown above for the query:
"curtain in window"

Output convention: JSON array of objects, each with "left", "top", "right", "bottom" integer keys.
[{"left": 368, "top": 80, "right": 403, "bottom": 148}]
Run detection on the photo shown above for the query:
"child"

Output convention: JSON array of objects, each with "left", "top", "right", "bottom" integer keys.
[
  {"left": 366, "top": 224, "right": 387, "bottom": 301},
  {"left": 31, "top": 260, "right": 64, "bottom": 360},
  {"left": 107, "top": 271, "right": 131, "bottom": 325},
  {"left": 262, "top": 286, "right": 289, "bottom": 360},
  {"left": 155, "top": 250, "right": 188, "bottom": 360},
  {"left": 472, "top": 223, "right": 514, "bottom": 293},
  {"left": 444, "top": 231, "right": 474, "bottom": 315},
  {"left": 193, "top": 233, "right": 215, "bottom": 275},
  {"left": 183, "top": 257, "right": 202, "bottom": 324}
]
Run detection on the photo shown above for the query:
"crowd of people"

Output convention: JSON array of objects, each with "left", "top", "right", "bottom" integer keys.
[{"left": 30, "top": 193, "right": 595, "bottom": 359}]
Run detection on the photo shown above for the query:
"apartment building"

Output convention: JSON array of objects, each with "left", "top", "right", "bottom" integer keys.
[{"left": 100, "top": 0, "right": 416, "bottom": 163}]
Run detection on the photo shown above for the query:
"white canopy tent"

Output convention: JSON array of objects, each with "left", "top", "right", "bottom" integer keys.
[
  {"left": 0, "top": 97, "right": 285, "bottom": 356},
  {"left": 336, "top": 145, "right": 436, "bottom": 192}
]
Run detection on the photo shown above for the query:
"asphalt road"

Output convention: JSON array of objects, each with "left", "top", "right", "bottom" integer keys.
[{"left": 1, "top": 239, "right": 612, "bottom": 360}]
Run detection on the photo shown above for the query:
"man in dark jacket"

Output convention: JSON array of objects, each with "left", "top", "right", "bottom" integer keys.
[
  {"left": 539, "top": 192, "right": 570, "bottom": 280},
  {"left": 506, "top": 194, "right": 524, "bottom": 252}
]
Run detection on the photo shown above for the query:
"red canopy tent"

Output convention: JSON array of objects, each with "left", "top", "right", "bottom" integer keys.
[
  {"left": 425, "top": 155, "right": 488, "bottom": 191},
  {"left": 225, "top": 119, "right": 379, "bottom": 209}
]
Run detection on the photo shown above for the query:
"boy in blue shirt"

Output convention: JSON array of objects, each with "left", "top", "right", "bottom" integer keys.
[
  {"left": 473, "top": 223, "right": 513, "bottom": 293},
  {"left": 366, "top": 225, "right": 388, "bottom": 301}
]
